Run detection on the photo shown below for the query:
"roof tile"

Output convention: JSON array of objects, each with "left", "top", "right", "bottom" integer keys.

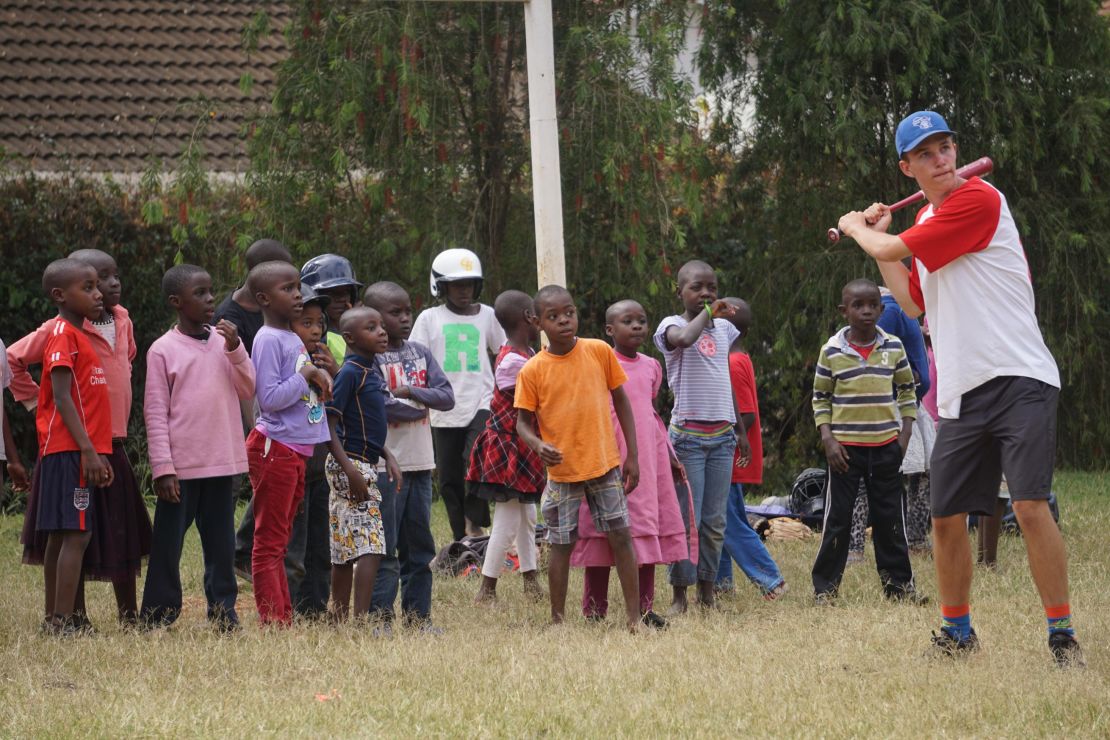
[{"left": 0, "top": 0, "right": 290, "bottom": 172}]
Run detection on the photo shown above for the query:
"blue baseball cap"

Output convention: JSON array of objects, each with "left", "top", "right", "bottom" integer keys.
[{"left": 895, "top": 111, "right": 956, "bottom": 155}]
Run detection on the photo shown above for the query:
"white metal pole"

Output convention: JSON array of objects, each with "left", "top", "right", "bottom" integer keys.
[{"left": 521, "top": 0, "right": 567, "bottom": 289}]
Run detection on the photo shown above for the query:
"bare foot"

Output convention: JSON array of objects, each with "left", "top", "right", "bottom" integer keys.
[
  {"left": 475, "top": 575, "right": 499, "bottom": 605},
  {"left": 522, "top": 572, "right": 545, "bottom": 602},
  {"left": 696, "top": 581, "right": 716, "bottom": 610}
]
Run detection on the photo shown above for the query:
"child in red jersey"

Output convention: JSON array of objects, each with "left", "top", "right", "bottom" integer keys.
[
  {"left": 21, "top": 259, "right": 114, "bottom": 636},
  {"left": 11, "top": 248, "right": 152, "bottom": 628}
]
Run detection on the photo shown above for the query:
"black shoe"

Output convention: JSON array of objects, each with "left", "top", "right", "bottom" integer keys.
[
  {"left": 928, "top": 628, "right": 980, "bottom": 657},
  {"left": 1048, "top": 632, "right": 1086, "bottom": 669},
  {"left": 72, "top": 611, "right": 97, "bottom": 634},
  {"left": 814, "top": 591, "right": 837, "bottom": 607},
  {"left": 640, "top": 611, "right": 668, "bottom": 630},
  {"left": 211, "top": 616, "right": 242, "bottom": 634},
  {"left": 885, "top": 587, "right": 930, "bottom": 606},
  {"left": 46, "top": 614, "right": 94, "bottom": 638}
]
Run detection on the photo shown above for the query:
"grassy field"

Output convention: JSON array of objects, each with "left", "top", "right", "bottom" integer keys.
[{"left": 1, "top": 471, "right": 1107, "bottom": 738}]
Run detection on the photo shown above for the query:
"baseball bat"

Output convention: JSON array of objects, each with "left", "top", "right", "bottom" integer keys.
[{"left": 827, "top": 156, "right": 993, "bottom": 243}]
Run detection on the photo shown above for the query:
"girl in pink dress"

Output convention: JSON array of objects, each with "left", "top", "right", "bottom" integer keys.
[{"left": 571, "top": 300, "right": 688, "bottom": 628}]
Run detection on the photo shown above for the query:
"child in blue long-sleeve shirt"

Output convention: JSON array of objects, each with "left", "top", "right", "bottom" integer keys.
[{"left": 363, "top": 282, "right": 455, "bottom": 630}]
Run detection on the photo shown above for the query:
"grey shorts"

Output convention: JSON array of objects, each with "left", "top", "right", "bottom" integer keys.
[
  {"left": 541, "top": 467, "right": 629, "bottom": 545},
  {"left": 930, "top": 376, "right": 1058, "bottom": 517}
]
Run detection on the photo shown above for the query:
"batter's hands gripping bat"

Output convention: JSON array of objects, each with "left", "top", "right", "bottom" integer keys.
[{"left": 827, "top": 156, "right": 993, "bottom": 243}]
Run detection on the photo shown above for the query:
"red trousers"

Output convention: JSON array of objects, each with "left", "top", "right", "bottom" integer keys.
[
  {"left": 246, "top": 430, "right": 306, "bottom": 626},
  {"left": 582, "top": 564, "right": 655, "bottom": 617}
]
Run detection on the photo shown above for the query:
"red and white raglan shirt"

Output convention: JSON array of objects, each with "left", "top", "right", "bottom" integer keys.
[
  {"left": 901, "top": 176, "right": 1059, "bottom": 419},
  {"left": 36, "top": 320, "right": 113, "bottom": 458}
]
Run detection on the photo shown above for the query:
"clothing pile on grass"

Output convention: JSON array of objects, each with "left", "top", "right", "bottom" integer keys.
[{"left": 431, "top": 525, "right": 549, "bottom": 577}]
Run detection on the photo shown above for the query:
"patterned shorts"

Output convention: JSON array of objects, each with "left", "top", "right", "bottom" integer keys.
[
  {"left": 541, "top": 467, "right": 629, "bottom": 545},
  {"left": 325, "top": 454, "right": 386, "bottom": 565}
]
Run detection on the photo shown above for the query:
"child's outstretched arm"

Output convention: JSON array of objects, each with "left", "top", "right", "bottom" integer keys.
[
  {"left": 52, "top": 367, "right": 113, "bottom": 488},
  {"left": 610, "top": 386, "right": 639, "bottom": 494}
]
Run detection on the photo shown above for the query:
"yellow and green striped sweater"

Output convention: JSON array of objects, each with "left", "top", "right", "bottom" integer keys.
[{"left": 812, "top": 327, "right": 917, "bottom": 445}]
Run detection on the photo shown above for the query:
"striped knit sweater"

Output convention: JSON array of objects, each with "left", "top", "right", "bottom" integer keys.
[{"left": 812, "top": 327, "right": 917, "bottom": 445}]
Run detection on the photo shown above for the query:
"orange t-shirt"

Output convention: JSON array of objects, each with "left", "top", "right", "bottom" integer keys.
[{"left": 514, "top": 338, "right": 627, "bottom": 483}]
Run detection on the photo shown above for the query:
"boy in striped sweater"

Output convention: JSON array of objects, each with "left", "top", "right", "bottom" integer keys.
[{"left": 811, "top": 279, "right": 922, "bottom": 603}]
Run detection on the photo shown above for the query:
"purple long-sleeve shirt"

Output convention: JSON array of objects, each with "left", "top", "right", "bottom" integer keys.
[{"left": 252, "top": 326, "right": 330, "bottom": 447}]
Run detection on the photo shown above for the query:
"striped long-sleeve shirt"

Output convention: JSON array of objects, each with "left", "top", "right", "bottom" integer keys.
[{"left": 812, "top": 327, "right": 917, "bottom": 445}]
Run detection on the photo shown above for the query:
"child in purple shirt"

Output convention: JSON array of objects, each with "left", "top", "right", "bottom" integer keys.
[{"left": 245, "top": 261, "right": 333, "bottom": 627}]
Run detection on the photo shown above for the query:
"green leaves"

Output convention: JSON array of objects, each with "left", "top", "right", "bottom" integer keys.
[
  {"left": 141, "top": 199, "right": 164, "bottom": 226},
  {"left": 698, "top": 0, "right": 1110, "bottom": 478}
]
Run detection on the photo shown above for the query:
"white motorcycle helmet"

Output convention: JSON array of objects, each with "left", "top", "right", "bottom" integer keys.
[{"left": 430, "top": 247, "right": 484, "bottom": 299}]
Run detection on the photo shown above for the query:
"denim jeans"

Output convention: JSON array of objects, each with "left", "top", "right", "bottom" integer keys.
[
  {"left": 286, "top": 476, "right": 331, "bottom": 616},
  {"left": 370, "top": 470, "right": 435, "bottom": 622},
  {"left": 716, "top": 483, "right": 784, "bottom": 593},
  {"left": 667, "top": 429, "right": 735, "bottom": 586}
]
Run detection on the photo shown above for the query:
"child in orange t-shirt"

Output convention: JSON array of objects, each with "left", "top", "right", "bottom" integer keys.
[{"left": 514, "top": 285, "right": 641, "bottom": 631}]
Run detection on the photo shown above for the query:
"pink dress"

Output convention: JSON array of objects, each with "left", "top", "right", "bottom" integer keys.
[{"left": 571, "top": 352, "right": 688, "bottom": 567}]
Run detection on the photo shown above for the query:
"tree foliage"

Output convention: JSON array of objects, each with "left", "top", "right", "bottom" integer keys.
[
  {"left": 243, "top": 1, "right": 717, "bottom": 326},
  {"left": 4, "top": 2, "right": 1106, "bottom": 495},
  {"left": 700, "top": 0, "right": 1110, "bottom": 475}
]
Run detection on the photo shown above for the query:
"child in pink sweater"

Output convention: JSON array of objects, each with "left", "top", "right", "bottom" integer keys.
[{"left": 139, "top": 265, "right": 256, "bottom": 630}]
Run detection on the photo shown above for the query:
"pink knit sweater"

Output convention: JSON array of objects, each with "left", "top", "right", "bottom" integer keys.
[{"left": 144, "top": 326, "right": 256, "bottom": 480}]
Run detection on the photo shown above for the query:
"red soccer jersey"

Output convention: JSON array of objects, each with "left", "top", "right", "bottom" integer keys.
[
  {"left": 36, "top": 320, "right": 112, "bottom": 456},
  {"left": 728, "top": 351, "right": 763, "bottom": 485}
]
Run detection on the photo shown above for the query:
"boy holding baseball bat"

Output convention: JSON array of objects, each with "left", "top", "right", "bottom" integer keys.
[{"left": 836, "top": 110, "right": 1082, "bottom": 668}]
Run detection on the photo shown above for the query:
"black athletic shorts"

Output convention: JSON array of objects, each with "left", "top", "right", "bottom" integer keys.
[{"left": 930, "top": 376, "right": 1058, "bottom": 517}]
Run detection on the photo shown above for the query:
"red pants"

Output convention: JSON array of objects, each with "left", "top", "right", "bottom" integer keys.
[
  {"left": 582, "top": 564, "right": 655, "bottom": 617},
  {"left": 246, "top": 430, "right": 306, "bottom": 626}
]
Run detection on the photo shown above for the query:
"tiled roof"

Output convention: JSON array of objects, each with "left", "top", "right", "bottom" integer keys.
[{"left": 0, "top": 1, "right": 290, "bottom": 173}]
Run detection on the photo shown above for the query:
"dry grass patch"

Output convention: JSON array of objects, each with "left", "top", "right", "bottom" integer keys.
[{"left": 1, "top": 472, "right": 1107, "bottom": 737}]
